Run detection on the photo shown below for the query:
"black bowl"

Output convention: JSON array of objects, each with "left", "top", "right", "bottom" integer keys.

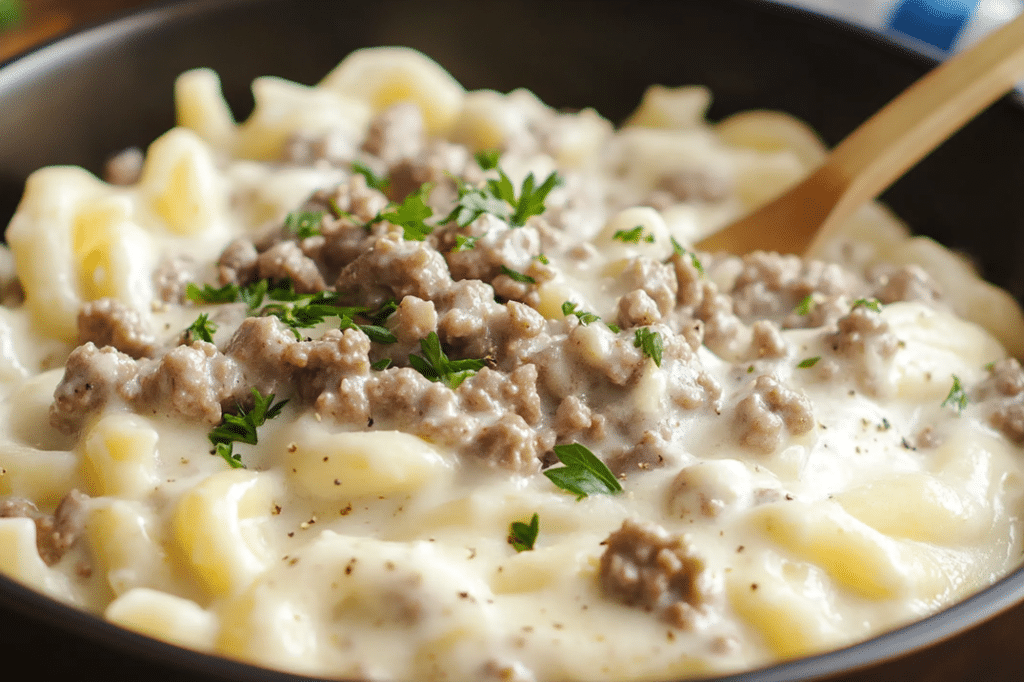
[{"left": 2, "top": 1, "right": 1024, "bottom": 680}]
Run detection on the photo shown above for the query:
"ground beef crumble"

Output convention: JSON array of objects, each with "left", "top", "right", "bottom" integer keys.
[{"left": 599, "top": 519, "right": 709, "bottom": 629}]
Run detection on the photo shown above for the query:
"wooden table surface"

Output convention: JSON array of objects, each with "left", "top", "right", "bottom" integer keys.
[{"left": 2, "top": 1, "right": 1024, "bottom": 680}]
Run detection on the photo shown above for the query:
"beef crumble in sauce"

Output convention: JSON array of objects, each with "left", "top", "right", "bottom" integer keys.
[{"left": 2, "top": 48, "right": 1024, "bottom": 681}]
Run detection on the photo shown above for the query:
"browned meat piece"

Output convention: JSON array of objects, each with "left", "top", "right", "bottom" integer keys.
[
  {"left": 599, "top": 519, "right": 709, "bottom": 629},
  {"left": 823, "top": 306, "right": 899, "bottom": 396},
  {"left": 136, "top": 342, "right": 245, "bottom": 425},
  {"left": 457, "top": 365, "right": 542, "bottom": 426},
  {"left": 50, "top": 343, "right": 140, "bottom": 434},
  {"left": 608, "top": 429, "right": 676, "bottom": 476},
  {"left": 388, "top": 140, "right": 478, "bottom": 203},
  {"left": 988, "top": 358, "right": 1024, "bottom": 397},
  {"left": 749, "top": 320, "right": 787, "bottom": 359},
  {"left": 656, "top": 168, "right": 732, "bottom": 203},
  {"left": 78, "top": 298, "right": 156, "bottom": 359},
  {"left": 735, "top": 375, "right": 813, "bottom": 453},
  {"left": 153, "top": 254, "right": 199, "bottom": 304},
  {"left": 617, "top": 289, "right": 662, "bottom": 329},
  {"left": 361, "top": 103, "right": 425, "bottom": 163},
  {"left": 217, "top": 238, "right": 259, "bottom": 286},
  {"left": 0, "top": 489, "right": 89, "bottom": 566},
  {"left": 335, "top": 233, "right": 453, "bottom": 308},
  {"left": 469, "top": 412, "right": 544, "bottom": 474},
  {"left": 256, "top": 240, "right": 327, "bottom": 293},
  {"left": 619, "top": 257, "right": 677, "bottom": 318},
  {"left": 992, "top": 402, "right": 1024, "bottom": 444},
  {"left": 873, "top": 264, "right": 942, "bottom": 305},
  {"left": 103, "top": 147, "right": 144, "bottom": 186}
]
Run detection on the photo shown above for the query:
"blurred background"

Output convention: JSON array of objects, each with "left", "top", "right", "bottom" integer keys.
[{"left": 2, "top": 0, "right": 1023, "bottom": 63}]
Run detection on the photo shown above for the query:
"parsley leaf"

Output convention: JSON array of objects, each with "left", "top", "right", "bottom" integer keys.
[
  {"left": 209, "top": 388, "right": 288, "bottom": 468},
  {"left": 941, "top": 375, "right": 968, "bottom": 413},
  {"left": 378, "top": 184, "right": 434, "bottom": 240},
  {"left": 508, "top": 513, "right": 539, "bottom": 552},
  {"left": 613, "top": 225, "right": 655, "bottom": 244},
  {"left": 284, "top": 210, "right": 324, "bottom": 239},
  {"left": 444, "top": 169, "right": 561, "bottom": 228},
  {"left": 186, "top": 313, "right": 217, "bottom": 343},
  {"left": 671, "top": 238, "right": 705, "bottom": 275},
  {"left": 500, "top": 265, "right": 536, "bottom": 284},
  {"left": 535, "top": 253, "right": 550, "bottom": 265},
  {"left": 409, "top": 332, "right": 486, "bottom": 389},
  {"left": 453, "top": 234, "right": 482, "bottom": 252},
  {"left": 794, "top": 294, "right": 814, "bottom": 316},
  {"left": 187, "top": 283, "right": 241, "bottom": 305},
  {"left": 370, "top": 358, "right": 392, "bottom": 371},
  {"left": 852, "top": 298, "right": 882, "bottom": 313},
  {"left": 633, "top": 327, "right": 664, "bottom": 367},
  {"left": 474, "top": 149, "right": 501, "bottom": 170},
  {"left": 544, "top": 443, "right": 622, "bottom": 500},
  {"left": 561, "top": 301, "right": 600, "bottom": 325},
  {"left": 351, "top": 161, "right": 390, "bottom": 192},
  {"left": 797, "top": 356, "right": 821, "bottom": 368}
]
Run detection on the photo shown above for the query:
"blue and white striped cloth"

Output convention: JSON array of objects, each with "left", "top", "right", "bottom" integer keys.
[{"left": 772, "top": 0, "right": 1021, "bottom": 58}]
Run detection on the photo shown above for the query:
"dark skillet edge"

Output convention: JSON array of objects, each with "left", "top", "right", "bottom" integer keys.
[{"left": 1, "top": 1, "right": 1024, "bottom": 681}]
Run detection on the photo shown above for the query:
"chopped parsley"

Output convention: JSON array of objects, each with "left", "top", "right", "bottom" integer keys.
[
  {"left": 283, "top": 210, "right": 324, "bottom": 239},
  {"left": 797, "top": 356, "right": 821, "bottom": 368},
  {"left": 376, "top": 183, "right": 434, "bottom": 241},
  {"left": 351, "top": 161, "right": 390, "bottom": 192},
  {"left": 634, "top": 327, "right": 664, "bottom": 367},
  {"left": 444, "top": 169, "right": 561, "bottom": 228},
  {"left": 474, "top": 149, "right": 501, "bottom": 170},
  {"left": 561, "top": 301, "right": 600, "bottom": 326},
  {"left": 941, "top": 375, "right": 968, "bottom": 413},
  {"left": 409, "top": 332, "right": 486, "bottom": 389},
  {"left": 187, "top": 282, "right": 243, "bottom": 305},
  {"left": 186, "top": 313, "right": 217, "bottom": 343},
  {"left": 452, "top": 234, "right": 482, "bottom": 252},
  {"left": 186, "top": 280, "right": 398, "bottom": 342},
  {"left": 535, "top": 253, "right": 550, "bottom": 265},
  {"left": 613, "top": 225, "right": 655, "bottom": 244},
  {"left": 500, "top": 265, "right": 536, "bottom": 284},
  {"left": 209, "top": 388, "right": 288, "bottom": 469},
  {"left": 671, "top": 238, "right": 704, "bottom": 275},
  {"left": 794, "top": 294, "right": 814, "bottom": 316},
  {"left": 852, "top": 298, "right": 882, "bottom": 313},
  {"left": 508, "top": 513, "right": 539, "bottom": 552},
  {"left": 544, "top": 443, "right": 622, "bottom": 500},
  {"left": 370, "top": 358, "right": 392, "bottom": 371}
]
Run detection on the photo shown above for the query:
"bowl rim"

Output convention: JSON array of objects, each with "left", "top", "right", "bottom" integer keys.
[{"left": 1, "top": 0, "right": 1024, "bottom": 680}]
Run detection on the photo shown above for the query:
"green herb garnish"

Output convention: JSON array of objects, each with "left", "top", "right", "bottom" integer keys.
[
  {"left": 186, "top": 313, "right": 217, "bottom": 343},
  {"left": 377, "top": 183, "right": 435, "bottom": 241},
  {"left": 474, "top": 149, "right": 501, "bottom": 170},
  {"left": 561, "top": 301, "right": 600, "bottom": 326},
  {"left": 453, "top": 234, "right": 482, "bottom": 252},
  {"left": 370, "top": 358, "right": 392, "bottom": 371},
  {"left": 671, "top": 238, "right": 704, "bottom": 275},
  {"left": 284, "top": 210, "right": 324, "bottom": 239},
  {"left": 797, "top": 356, "right": 821, "bottom": 368},
  {"left": 409, "top": 332, "right": 486, "bottom": 389},
  {"left": 613, "top": 225, "right": 656, "bottom": 244},
  {"left": 444, "top": 169, "right": 561, "bottom": 228},
  {"left": 544, "top": 443, "right": 622, "bottom": 500},
  {"left": 795, "top": 294, "right": 814, "bottom": 316},
  {"left": 209, "top": 388, "right": 288, "bottom": 469},
  {"left": 941, "top": 375, "right": 968, "bottom": 413},
  {"left": 852, "top": 298, "right": 882, "bottom": 313},
  {"left": 500, "top": 265, "right": 537, "bottom": 284},
  {"left": 634, "top": 328, "right": 664, "bottom": 367},
  {"left": 508, "top": 513, "right": 539, "bottom": 552},
  {"left": 351, "top": 161, "right": 390, "bottom": 192}
]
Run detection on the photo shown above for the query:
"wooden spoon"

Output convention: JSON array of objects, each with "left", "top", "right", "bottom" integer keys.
[{"left": 695, "top": 12, "right": 1024, "bottom": 256}]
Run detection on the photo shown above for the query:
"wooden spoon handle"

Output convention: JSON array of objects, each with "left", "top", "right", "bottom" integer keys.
[{"left": 697, "top": 12, "right": 1024, "bottom": 256}]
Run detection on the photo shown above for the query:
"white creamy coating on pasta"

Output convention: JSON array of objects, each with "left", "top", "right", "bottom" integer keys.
[{"left": 1, "top": 47, "right": 1024, "bottom": 681}]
